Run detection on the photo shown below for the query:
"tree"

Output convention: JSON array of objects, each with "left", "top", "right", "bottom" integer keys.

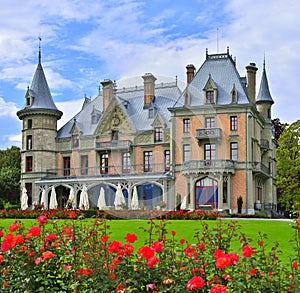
[
  {"left": 0, "top": 146, "right": 21, "bottom": 204},
  {"left": 276, "top": 120, "right": 300, "bottom": 213},
  {"left": 271, "top": 118, "right": 285, "bottom": 140}
]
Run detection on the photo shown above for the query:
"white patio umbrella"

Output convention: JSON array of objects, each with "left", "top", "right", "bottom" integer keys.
[
  {"left": 79, "top": 184, "right": 89, "bottom": 210},
  {"left": 130, "top": 186, "right": 139, "bottom": 210},
  {"left": 67, "top": 187, "right": 76, "bottom": 208},
  {"left": 40, "top": 188, "right": 46, "bottom": 209},
  {"left": 97, "top": 187, "right": 107, "bottom": 210},
  {"left": 49, "top": 186, "right": 58, "bottom": 209},
  {"left": 21, "top": 187, "right": 28, "bottom": 210},
  {"left": 114, "top": 183, "right": 125, "bottom": 210},
  {"left": 180, "top": 195, "right": 188, "bottom": 210}
]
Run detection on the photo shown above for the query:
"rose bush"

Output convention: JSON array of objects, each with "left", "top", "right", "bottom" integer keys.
[{"left": 0, "top": 215, "right": 298, "bottom": 292}]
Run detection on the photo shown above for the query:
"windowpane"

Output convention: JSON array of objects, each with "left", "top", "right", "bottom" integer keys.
[
  {"left": 26, "top": 135, "right": 32, "bottom": 150},
  {"left": 81, "top": 155, "right": 88, "bottom": 175},
  {"left": 100, "top": 154, "right": 109, "bottom": 174},
  {"left": 112, "top": 130, "right": 119, "bottom": 141},
  {"left": 230, "top": 142, "right": 238, "bottom": 161},
  {"left": 72, "top": 134, "right": 79, "bottom": 148},
  {"left": 183, "top": 144, "right": 191, "bottom": 162},
  {"left": 144, "top": 151, "right": 152, "bottom": 172},
  {"left": 205, "top": 117, "right": 215, "bottom": 128},
  {"left": 183, "top": 119, "right": 190, "bottom": 133},
  {"left": 122, "top": 152, "right": 131, "bottom": 173},
  {"left": 230, "top": 116, "right": 238, "bottom": 131},
  {"left": 27, "top": 119, "right": 32, "bottom": 129},
  {"left": 204, "top": 144, "right": 216, "bottom": 160},
  {"left": 63, "top": 157, "right": 70, "bottom": 176},
  {"left": 206, "top": 91, "right": 214, "bottom": 103},
  {"left": 165, "top": 150, "right": 170, "bottom": 171},
  {"left": 26, "top": 156, "right": 33, "bottom": 172},
  {"left": 154, "top": 127, "right": 163, "bottom": 142}
]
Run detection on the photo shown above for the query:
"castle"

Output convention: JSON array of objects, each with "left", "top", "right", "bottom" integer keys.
[{"left": 17, "top": 47, "right": 276, "bottom": 214}]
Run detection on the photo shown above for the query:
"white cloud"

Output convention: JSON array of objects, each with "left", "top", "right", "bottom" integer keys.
[
  {"left": 0, "top": 97, "right": 20, "bottom": 118},
  {"left": 56, "top": 99, "right": 84, "bottom": 128}
]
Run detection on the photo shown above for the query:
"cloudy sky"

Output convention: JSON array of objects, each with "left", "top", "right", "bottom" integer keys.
[{"left": 0, "top": 0, "right": 299, "bottom": 149}]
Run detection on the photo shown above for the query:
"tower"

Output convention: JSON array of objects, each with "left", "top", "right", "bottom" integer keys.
[{"left": 17, "top": 44, "right": 62, "bottom": 206}]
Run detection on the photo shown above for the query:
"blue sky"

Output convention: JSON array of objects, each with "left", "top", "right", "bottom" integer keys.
[{"left": 0, "top": 0, "right": 299, "bottom": 149}]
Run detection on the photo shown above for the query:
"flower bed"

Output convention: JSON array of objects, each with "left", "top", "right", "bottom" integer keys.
[
  {"left": 0, "top": 214, "right": 299, "bottom": 292},
  {"left": 0, "top": 208, "right": 219, "bottom": 220}
]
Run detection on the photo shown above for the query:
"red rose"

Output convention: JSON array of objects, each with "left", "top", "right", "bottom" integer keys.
[
  {"left": 101, "top": 235, "right": 109, "bottom": 243},
  {"left": 9, "top": 222, "right": 20, "bottom": 233},
  {"left": 186, "top": 276, "right": 205, "bottom": 290},
  {"left": 137, "top": 246, "right": 155, "bottom": 260},
  {"left": 292, "top": 262, "right": 298, "bottom": 269},
  {"left": 242, "top": 246, "right": 253, "bottom": 258},
  {"left": 26, "top": 226, "right": 41, "bottom": 238},
  {"left": 171, "top": 230, "right": 176, "bottom": 236},
  {"left": 42, "top": 251, "right": 54, "bottom": 260},
  {"left": 210, "top": 284, "right": 227, "bottom": 293},
  {"left": 124, "top": 233, "right": 138, "bottom": 243},
  {"left": 151, "top": 241, "right": 163, "bottom": 252}
]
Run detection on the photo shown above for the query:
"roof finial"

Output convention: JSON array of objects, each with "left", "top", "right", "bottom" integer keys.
[
  {"left": 263, "top": 52, "right": 266, "bottom": 70},
  {"left": 38, "top": 35, "right": 42, "bottom": 64}
]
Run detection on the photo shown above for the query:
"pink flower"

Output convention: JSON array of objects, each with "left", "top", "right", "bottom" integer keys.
[
  {"left": 147, "top": 284, "right": 155, "bottom": 289},
  {"left": 35, "top": 257, "right": 42, "bottom": 265},
  {"left": 37, "top": 215, "right": 48, "bottom": 226}
]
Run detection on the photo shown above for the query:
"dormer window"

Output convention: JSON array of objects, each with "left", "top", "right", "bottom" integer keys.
[
  {"left": 206, "top": 91, "right": 214, "bottom": 104},
  {"left": 184, "top": 92, "right": 190, "bottom": 106},
  {"left": 72, "top": 134, "right": 79, "bottom": 148},
  {"left": 231, "top": 85, "right": 238, "bottom": 103},
  {"left": 26, "top": 97, "right": 31, "bottom": 106},
  {"left": 203, "top": 75, "right": 217, "bottom": 104},
  {"left": 149, "top": 108, "right": 154, "bottom": 118}
]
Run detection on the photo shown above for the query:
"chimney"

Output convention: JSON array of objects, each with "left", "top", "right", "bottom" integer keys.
[
  {"left": 101, "top": 79, "right": 113, "bottom": 110},
  {"left": 246, "top": 63, "right": 258, "bottom": 103},
  {"left": 142, "top": 73, "right": 156, "bottom": 109},
  {"left": 186, "top": 64, "right": 196, "bottom": 84}
]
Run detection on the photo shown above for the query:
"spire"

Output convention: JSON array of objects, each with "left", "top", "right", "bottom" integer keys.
[
  {"left": 256, "top": 58, "right": 274, "bottom": 104},
  {"left": 38, "top": 36, "right": 42, "bottom": 64}
]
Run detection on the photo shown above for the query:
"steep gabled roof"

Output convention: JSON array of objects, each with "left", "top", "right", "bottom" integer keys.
[{"left": 173, "top": 50, "right": 249, "bottom": 107}]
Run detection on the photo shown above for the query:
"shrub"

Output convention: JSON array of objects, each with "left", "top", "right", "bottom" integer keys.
[{"left": 0, "top": 215, "right": 298, "bottom": 292}]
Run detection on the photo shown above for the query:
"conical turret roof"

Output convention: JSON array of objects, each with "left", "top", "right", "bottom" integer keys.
[{"left": 256, "top": 61, "right": 274, "bottom": 104}]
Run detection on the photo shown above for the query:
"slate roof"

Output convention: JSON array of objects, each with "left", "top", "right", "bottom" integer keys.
[
  {"left": 57, "top": 80, "right": 182, "bottom": 139},
  {"left": 24, "top": 61, "right": 60, "bottom": 111},
  {"left": 173, "top": 51, "right": 249, "bottom": 107},
  {"left": 256, "top": 63, "right": 274, "bottom": 104}
]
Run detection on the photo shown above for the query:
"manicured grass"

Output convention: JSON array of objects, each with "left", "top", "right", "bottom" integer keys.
[{"left": 0, "top": 218, "right": 297, "bottom": 265}]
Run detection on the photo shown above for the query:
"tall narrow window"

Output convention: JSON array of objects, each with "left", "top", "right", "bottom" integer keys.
[
  {"left": 154, "top": 127, "right": 163, "bottom": 142},
  {"left": 164, "top": 150, "right": 170, "bottom": 171},
  {"left": 111, "top": 130, "right": 119, "bottom": 141},
  {"left": 25, "top": 183, "right": 32, "bottom": 206},
  {"left": 27, "top": 119, "right": 32, "bottom": 129},
  {"left": 204, "top": 144, "right": 216, "bottom": 160},
  {"left": 231, "top": 90, "right": 237, "bottom": 103},
  {"left": 100, "top": 154, "right": 109, "bottom": 174},
  {"left": 206, "top": 91, "right": 214, "bottom": 104},
  {"left": 183, "top": 144, "right": 191, "bottom": 162},
  {"left": 80, "top": 155, "right": 88, "bottom": 175},
  {"left": 122, "top": 152, "right": 131, "bottom": 173},
  {"left": 230, "top": 116, "right": 238, "bottom": 131},
  {"left": 26, "top": 135, "right": 32, "bottom": 150},
  {"left": 72, "top": 134, "right": 79, "bottom": 148},
  {"left": 26, "top": 156, "right": 33, "bottom": 172},
  {"left": 205, "top": 117, "right": 215, "bottom": 128},
  {"left": 230, "top": 142, "right": 238, "bottom": 161},
  {"left": 183, "top": 119, "right": 190, "bottom": 133},
  {"left": 63, "top": 157, "right": 71, "bottom": 176},
  {"left": 144, "top": 151, "right": 152, "bottom": 172}
]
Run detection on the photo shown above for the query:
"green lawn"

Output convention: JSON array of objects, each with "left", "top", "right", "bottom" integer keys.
[{"left": 0, "top": 218, "right": 297, "bottom": 265}]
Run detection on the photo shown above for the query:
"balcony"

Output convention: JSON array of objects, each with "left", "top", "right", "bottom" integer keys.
[
  {"left": 44, "top": 163, "right": 171, "bottom": 179},
  {"left": 95, "top": 140, "right": 132, "bottom": 150},
  {"left": 252, "top": 162, "right": 270, "bottom": 176},
  {"left": 182, "top": 160, "right": 235, "bottom": 175},
  {"left": 196, "top": 128, "right": 222, "bottom": 140}
]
